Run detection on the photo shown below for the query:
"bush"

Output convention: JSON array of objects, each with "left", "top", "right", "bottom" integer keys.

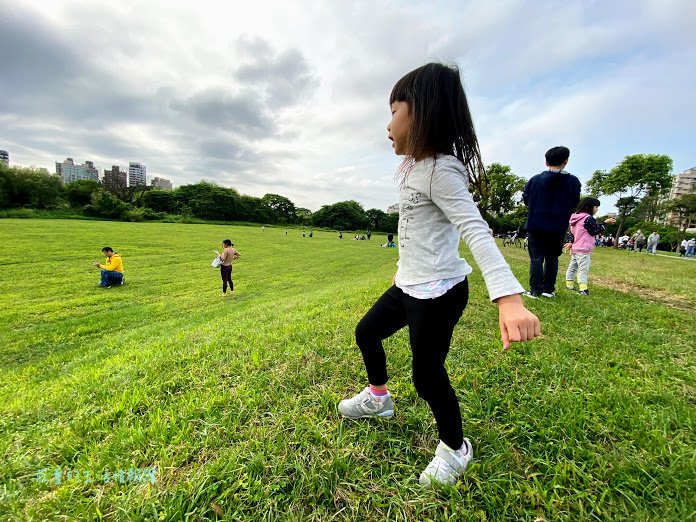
[
  {"left": 142, "top": 189, "right": 176, "bottom": 213},
  {"left": 84, "top": 190, "right": 132, "bottom": 219},
  {"left": 142, "top": 208, "right": 166, "bottom": 220},
  {"left": 0, "top": 208, "right": 36, "bottom": 218},
  {"left": 65, "top": 179, "right": 101, "bottom": 207},
  {"left": 121, "top": 208, "right": 145, "bottom": 222}
]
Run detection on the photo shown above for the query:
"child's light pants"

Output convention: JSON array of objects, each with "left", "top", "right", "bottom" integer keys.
[{"left": 566, "top": 253, "right": 591, "bottom": 288}]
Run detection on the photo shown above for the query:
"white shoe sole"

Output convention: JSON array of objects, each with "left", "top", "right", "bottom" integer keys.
[{"left": 340, "top": 409, "right": 394, "bottom": 420}]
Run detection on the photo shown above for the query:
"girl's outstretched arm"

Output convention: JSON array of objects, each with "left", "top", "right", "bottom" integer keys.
[
  {"left": 495, "top": 294, "right": 541, "bottom": 349},
  {"left": 429, "top": 159, "right": 541, "bottom": 349}
]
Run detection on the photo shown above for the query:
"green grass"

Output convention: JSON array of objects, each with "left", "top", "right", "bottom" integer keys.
[
  {"left": 499, "top": 241, "right": 696, "bottom": 309},
  {"left": 1, "top": 219, "right": 694, "bottom": 521}
]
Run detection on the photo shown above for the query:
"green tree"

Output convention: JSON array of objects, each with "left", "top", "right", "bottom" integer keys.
[
  {"left": 492, "top": 205, "right": 528, "bottom": 233},
  {"left": 261, "top": 193, "right": 297, "bottom": 224},
  {"left": 631, "top": 189, "right": 670, "bottom": 223},
  {"left": 0, "top": 163, "right": 19, "bottom": 208},
  {"left": 237, "top": 195, "right": 269, "bottom": 223},
  {"left": 586, "top": 154, "right": 673, "bottom": 244},
  {"left": 311, "top": 200, "right": 369, "bottom": 230},
  {"left": 366, "top": 208, "right": 387, "bottom": 230},
  {"left": 5, "top": 165, "right": 64, "bottom": 209},
  {"left": 65, "top": 179, "right": 101, "bottom": 208},
  {"left": 174, "top": 182, "right": 240, "bottom": 221},
  {"left": 382, "top": 212, "right": 399, "bottom": 234},
  {"left": 142, "top": 189, "right": 176, "bottom": 213},
  {"left": 474, "top": 163, "right": 526, "bottom": 218},
  {"left": 102, "top": 173, "right": 152, "bottom": 206},
  {"left": 666, "top": 194, "right": 696, "bottom": 234},
  {"left": 295, "top": 207, "right": 312, "bottom": 225}
]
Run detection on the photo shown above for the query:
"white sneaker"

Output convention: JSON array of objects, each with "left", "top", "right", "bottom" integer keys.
[
  {"left": 338, "top": 387, "right": 394, "bottom": 419},
  {"left": 541, "top": 292, "right": 556, "bottom": 298},
  {"left": 419, "top": 439, "right": 473, "bottom": 487}
]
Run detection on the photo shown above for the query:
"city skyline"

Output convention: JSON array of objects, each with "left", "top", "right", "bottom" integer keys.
[{"left": 1, "top": 0, "right": 695, "bottom": 212}]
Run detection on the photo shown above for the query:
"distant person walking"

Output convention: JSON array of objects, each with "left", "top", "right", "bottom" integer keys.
[
  {"left": 564, "top": 197, "right": 615, "bottom": 295},
  {"left": 215, "top": 239, "right": 241, "bottom": 296},
  {"left": 523, "top": 146, "right": 581, "bottom": 298},
  {"left": 679, "top": 239, "right": 687, "bottom": 257},
  {"left": 632, "top": 230, "right": 646, "bottom": 253},
  {"left": 367, "top": 230, "right": 372, "bottom": 240},
  {"left": 93, "top": 247, "right": 124, "bottom": 288},
  {"left": 647, "top": 231, "right": 660, "bottom": 255}
]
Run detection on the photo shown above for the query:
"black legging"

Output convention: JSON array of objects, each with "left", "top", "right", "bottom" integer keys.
[
  {"left": 220, "top": 265, "right": 233, "bottom": 292},
  {"left": 355, "top": 279, "right": 469, "bottom": 449}
]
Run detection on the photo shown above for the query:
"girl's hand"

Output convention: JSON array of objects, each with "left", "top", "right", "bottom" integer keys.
[{"left": 495, "top": 294, "right": 541, "bottom": 349}]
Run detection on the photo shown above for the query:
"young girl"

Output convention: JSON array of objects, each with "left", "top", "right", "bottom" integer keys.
[
  {"left": 338, "top": 63, "right": 541, "bottom": 487},
  {"left": 564, "top": 197, "right": 615, "bottom": 295},
  {"left": 215, "top": 239, "right": 240, "bottom": 296}
]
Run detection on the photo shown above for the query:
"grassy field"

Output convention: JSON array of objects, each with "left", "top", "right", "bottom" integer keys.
[{"left": 0, "top": 219, "right": 694, "bottom": 521}]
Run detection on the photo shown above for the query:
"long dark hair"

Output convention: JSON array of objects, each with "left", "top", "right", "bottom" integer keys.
[
  {"left": 389, "top": 63, "right": 484, "bottom": 183},
  {"left": 576, "top": 197, "right": 600, "bottom": 214}
]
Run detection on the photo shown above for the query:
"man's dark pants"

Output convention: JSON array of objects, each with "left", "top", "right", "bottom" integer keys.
[
  {"left": 100, "top": 269, "right": 123, "bottom": 287},
  {"left": 527, "top": 230, "right": 565, "bottom": 294}
]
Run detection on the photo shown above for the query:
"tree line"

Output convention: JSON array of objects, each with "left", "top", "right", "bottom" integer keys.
[
  {"left": 2, "top": 154, "right": 694, "bottom": 247},
  {"left": 0, "top": 163, "right": 400, "bottom": 232},
  {"left": 0, "top": 161, "right": 526, "bottom": 233}
]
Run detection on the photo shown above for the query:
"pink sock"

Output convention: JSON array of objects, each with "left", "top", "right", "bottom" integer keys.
[{"left": 370, "top": 385, "right": 388, "bottom": 396}]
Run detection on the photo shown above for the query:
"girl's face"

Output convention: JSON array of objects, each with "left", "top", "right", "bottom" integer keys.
[
  {"left": 592, "top": 205, "right": 599, "bottom": 215},
  {"left": 387, "top": 101, "right": 412, "bottom": 156}
]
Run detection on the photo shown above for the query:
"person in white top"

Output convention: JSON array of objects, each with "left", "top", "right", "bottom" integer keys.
[
  {"left": 337, "top": 63, "right": 540, "bottom": 488},
  {"left": 687, "top": 238, "right": 696, "bottom": 257}
]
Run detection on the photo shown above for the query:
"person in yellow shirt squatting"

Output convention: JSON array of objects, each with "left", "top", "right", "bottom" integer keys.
[{"left": 93, "top": 246, "right": 124, "bottom": 288}]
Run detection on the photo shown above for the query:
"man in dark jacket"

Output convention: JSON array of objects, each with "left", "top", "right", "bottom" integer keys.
[{"left": 523, "top": 146, "right": 581, "bottom": 298}]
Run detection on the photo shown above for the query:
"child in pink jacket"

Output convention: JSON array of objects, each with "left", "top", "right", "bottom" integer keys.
[{"left": 564, "top": 197, "right": 616, "bottom": 295}]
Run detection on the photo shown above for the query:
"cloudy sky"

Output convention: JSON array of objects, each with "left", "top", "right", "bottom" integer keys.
[{"left": 1, "top": 0, "right": 694, "bottom": 212}]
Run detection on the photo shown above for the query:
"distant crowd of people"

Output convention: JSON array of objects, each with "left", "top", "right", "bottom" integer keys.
[
  {"left": 602, "top": 230, "right": 661, "bottom": 254},
  {"left": 680, "top": 237, "right": 696, "bottom": 257}
]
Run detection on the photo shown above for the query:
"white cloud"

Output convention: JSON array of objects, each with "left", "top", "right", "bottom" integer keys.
[{"left": 1, "top": 0, "right": 694, "bottom": 213}]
